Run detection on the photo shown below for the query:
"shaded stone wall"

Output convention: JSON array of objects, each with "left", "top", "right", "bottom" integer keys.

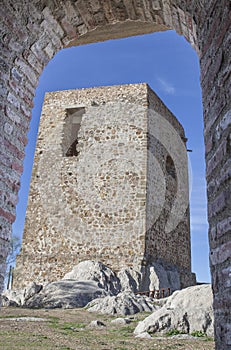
[
  {"left": 15, "top": 83, "right": 194, "bottom": 289},
  {"left": 0, "top": 1, "right": 230, "bottom": 349},
  {"left": 146, "top": 86, "right": 192, "bottom": 288},
  {"left": 196, "top": 2, "right": 231, "bottom": 348}
]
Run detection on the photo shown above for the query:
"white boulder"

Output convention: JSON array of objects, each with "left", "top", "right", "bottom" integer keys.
[
  {"left": 111, "top": 317, "right": 132, "bottom": 325},
  {"left": 134, "top": 284, "right": 214, "bottom": 337},
  {"left": 63, "top": 260, "right": 121, "bottom": 295},
  {"left": 87, "top": 291, "right": 158, "bottom": 315},
  {"left": 135, "top": 332, "right": 152, "bottom": 339},
  {"left": 26, "top": 280, "right": 108, "bottom": 309},
  {"left": 2, "top": 282, "right": 43, "bottom": 307},
  {"left": 2, "top": 289, "right": 24, "bottom": 307},
  {"left": 88, "top": 320, "right": 106, "bottom": 327}
]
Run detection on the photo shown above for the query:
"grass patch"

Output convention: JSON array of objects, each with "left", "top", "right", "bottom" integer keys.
[
  {"left": 61, "top": 322, "right": 86, "bottom": 331},
  {"left": 190, "top": 330, "right": 214, "bottom": 342},
  {"left": 32, "top": 334, "right": 48, "bottom": 340},
  {"left": 0, "top": 330, "right": 51, "bottom": 349},
  {"left": 48, "top": 317, "right": 87, "bottom": 337},
  {"left": 109, "top": 325, "right": 135, "bottom": 338},
  {"left": 0, "top": 314, "right": 36, "bottom": 319},
  {"left": 203, "top": 337, "right": 214, "bottom": 342},
  {"left": 165, "top": 329, "right": 186, "bottom": 336},
  {"left": 48, "top": 315, "right": 60, "bottom": 329},
  {"left": 191, "top": 330, "right": 206, "bottom": 337},
  {"left": 0, "top": 307, "right": 215, "bottom": 350}
]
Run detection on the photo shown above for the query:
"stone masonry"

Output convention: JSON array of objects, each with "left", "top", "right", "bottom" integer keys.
[
  {"left": 0, "top": 1, "right": 230, "bottom": 349},
  {"left": 15, "top": 84, "right": 195, "bottom": 290}
]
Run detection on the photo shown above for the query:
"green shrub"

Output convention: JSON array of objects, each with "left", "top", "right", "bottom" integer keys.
[
  {"left": 191, "top": 330, "right": 206, "bottom": 337},
  {"left": 166, "top": 329, "right": 186, "bottom": 336}
]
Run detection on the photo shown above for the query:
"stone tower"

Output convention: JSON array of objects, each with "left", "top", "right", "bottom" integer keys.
[{"left": 15, "top": 83, "right": 195, "bottom": 290}]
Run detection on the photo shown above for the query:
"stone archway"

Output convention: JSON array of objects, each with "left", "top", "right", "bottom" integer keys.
[{"left": 0, "top": 1, "right": 230, "bottom": 349}]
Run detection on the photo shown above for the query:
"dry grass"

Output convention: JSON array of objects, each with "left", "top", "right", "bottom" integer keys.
[{"left": 0, "top": 307, "right": 215, "bottom": 350}]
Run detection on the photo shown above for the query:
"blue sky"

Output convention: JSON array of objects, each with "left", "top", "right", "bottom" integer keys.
[{"left": 13, "top": 30, "right": 210, "bottom": 282}]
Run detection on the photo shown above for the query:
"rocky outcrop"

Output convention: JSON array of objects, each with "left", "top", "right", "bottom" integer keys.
[
  {"left": 63, "top": 260, "right": 121, "bottom": 295},
  {"left": 2, "top": 280, "right": 108, "bottom": 309},
  {"left": 2, "top": 282, "right": 43, "bottom": 307},
  {"left": 4, "top": 260, "right": 195, "bottom": 310},
  {"left": 134, "top": 284, "right": 214, "bottom": 337},
  {"left": 2, "top": 290, "right": 24, "bottom": 307},
  {"left": 25, "top": 280, "right": 108, "bottom": 309},
  {"left": 117, "top": 268, "right": 141, "bottom": 293},
  {"left": 86, "top": 291, "right": 158, "bottom": 315},
  {"left": 3, "top": 261, "right": 209, "bottom": 333},
  {"left": 2, "top": 261, "right": 122, "bottom": 308}
]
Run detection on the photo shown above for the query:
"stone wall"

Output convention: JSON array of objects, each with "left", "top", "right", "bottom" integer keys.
[
  {"left": 146, "top": 86, "right": 192, "bottom": 287},
  {"left": 0, "top": 1, "right": 230, "bottom": 349},
  {"left": 15, "top": 83, "right": 194, "bottom": 289}
]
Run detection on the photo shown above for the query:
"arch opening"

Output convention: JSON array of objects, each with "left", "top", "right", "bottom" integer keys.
[
  {"left": 12, "top": 31, "right": 209, "bottom": 287},
  {"left": 1, "top": 2, "right": 230, "bottom": 348}
]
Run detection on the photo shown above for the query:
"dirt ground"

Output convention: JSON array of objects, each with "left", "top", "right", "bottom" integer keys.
[{"left": 0, "top": 307, "right": 215, "bottom": 350}]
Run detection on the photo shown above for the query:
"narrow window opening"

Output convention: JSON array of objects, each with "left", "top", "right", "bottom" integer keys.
[
  {"left": 62, "top": 107, "right": 85, "bottom": 157},
  {"left": 166, "top": 155, "right": 176, "bottom": 179}
]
